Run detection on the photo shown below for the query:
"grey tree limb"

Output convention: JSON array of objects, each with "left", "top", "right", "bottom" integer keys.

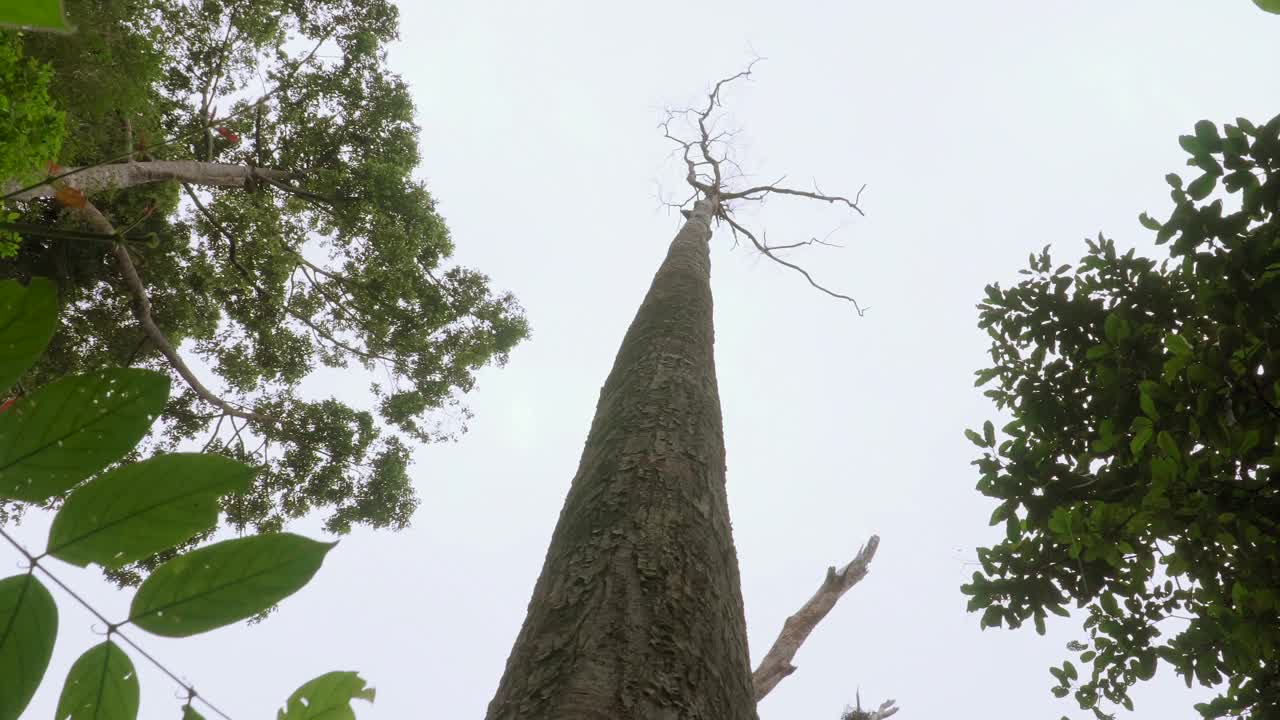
[
  {"left": 4, "top": 161, "right": 295, "bottom": 201},
  {"left": 73, "top": 200, "right": 273, "bottom": 426},
  {"left": 752, "top": 535, "right": 882, "bottom": 701}
]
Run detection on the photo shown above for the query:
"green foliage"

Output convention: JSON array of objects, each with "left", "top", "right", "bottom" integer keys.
[
  {"left": 277, "top": 671, "right": 376, "bottom": 720},
  {"left": 0, "top": 31, "right": 63, "bottom": 182},
  {"left": 0, "top": 573, "right": 57, "bottom": 720},
  {"left": 0, "top": 275, "right": 55, "bottom": 390},
  {"left": 0, "top": 277, "right": 367, "bottom": 720},
  {"left": 1254, "top": 0, "right": 1280, "bottom": 15},
  {"left": 47, "top": 452, "right": 254, "bottom": 568},
  {"left": 0, "top": 369, "right": 169, "bottom": 501},
  {"left": 0, "top": 1, "right": 72, "bottom": 32},
  {"left": 964, "top": 115, "right": 1280, "bottom": 718},
  {"left": 129, "top": 533, "right": 334, "bottom": 637},
  {"left": 55, "top": 641, "right": 139, "bottom": 720},
  {"left": 3, "top": 0, "right": 529, "bottom": 563}
]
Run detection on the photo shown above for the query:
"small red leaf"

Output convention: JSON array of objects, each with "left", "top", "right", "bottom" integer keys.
[
  {"left": 0, "top": 397, "right": 15, "bottom": 414},
  {"left": 54, "top": 186, "right": 87, "bottom": 209},
  {"left": 214, "top": 127, "right": 240, "bottom": 144},
  {"left": 47, "top": 161, "right": 62, "bottom": 175}
]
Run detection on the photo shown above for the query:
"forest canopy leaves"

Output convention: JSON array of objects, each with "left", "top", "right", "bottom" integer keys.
[
  {"left": 0, "top": 1, "right": 72, "bottom": 32},
  {"left": 3, "top": 0, "right": 528, "bottom": 576},
  {"left": 964, "top": 114, "right": 1280, "bottom": 719}
]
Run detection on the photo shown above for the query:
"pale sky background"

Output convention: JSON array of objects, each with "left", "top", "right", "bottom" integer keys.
[{"left": 12, "top": 1, "right": 1280, "bottom": 718}]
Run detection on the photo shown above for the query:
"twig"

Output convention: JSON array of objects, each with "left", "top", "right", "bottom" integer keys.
[{"left": 752, "top": 535, "right": 880, "bottom": 701}]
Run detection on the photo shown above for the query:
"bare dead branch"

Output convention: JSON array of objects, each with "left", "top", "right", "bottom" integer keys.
[
  {"left": 660, "top": 61, "right": 868, "bottom": 312},
  {"left": 752, "top": 535, "right": 880, "bottom": 701},
  {"left": 724, "top": 214, "right": 867, "bottom": 315},
  {"left": 74, "top": 200, "right": 273, "bottom": 426}
]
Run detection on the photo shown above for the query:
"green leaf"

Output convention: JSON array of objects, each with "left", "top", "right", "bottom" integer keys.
[
  {"left": 1101, "top": 593, "right": 1119, "bottom": 615},
  {"left": 48, "top": 453, "right": 254, "bottom": 569},
  {"left": 183, "top": 705, "right": 207, "bottom": 720},
  {"left": 1156, "top": 431, "right": 1179, "bottom": 459},
  {"left": 1187, "top": 173, "right": 1217, "bottom": 200},
  {"left": 0, "top": 278, "right": 57, "bottom": 393},
  {"left": 1064, "top": 660, "right": 1078, "bottom": 680},
  {"left": 983, "top": 420, "right": 995, "bottom": 447},
  {"left": 1257, "top": 0, "right": 1280, "bottom": 14},
  {"left": 0, "top": 574, "right": 57, "bottom": 720},
  {"left": 0, "top": 0, "right": 73, "bottom": 32},
  {"left": 1138, "top": 212, "right": 1162, "bottom": 231},
  {"left": 55, "top": 641, "right": 139, "bottom": 720},
  {"left": 130, "top": 533, "right": 335, "bottom": 637},
  {"left": 1136, "top": 652, "right": 1158, "bottom": 680},
  {"left": 277, "top": 671, "right": 376, "bottom": 720},
  {"left": 980, "top": 606, "right": 1003, "bottom": 629},
  {"left": 1130, "top": 417, "right": 1154, "bottom": 456},
  {"left": 0, "top": 369, "right": 168, "bottom": 502},
  {"left": 1034, "top": 612, "right": 1046, "bottom": 635},
  {"left": 1086, "top": 344, "right": 1111, "bottom": 361},
  {"left": 964, "top": 428, "right": 987, "bottom": 448},
  {"left": 1104, "top": 313, "right": 1130, "bottom": 343},
  {"left": 1140, "top": 391, "right": 1159, "bottom": 420},
  {"left": 1166, "top": 333, "right": 1193, "bottom": 356}
]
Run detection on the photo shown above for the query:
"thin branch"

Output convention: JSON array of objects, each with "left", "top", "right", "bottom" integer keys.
[
  {"left": 74, "top": 200, "right": 273, "bottom": 426},
  {"left": 181, "top": 183, "right": 251, "bottom": 279},
  {"left": 752, "top": 535, "right": 880, "bottom": 701},
  {"left": 724, "top": 214, "right": 866, "bottom": 315}
]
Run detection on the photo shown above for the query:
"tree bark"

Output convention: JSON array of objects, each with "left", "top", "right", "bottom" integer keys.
[
  {"left": 4, "top": 161, "right": 293, "bottom": 201},
  {"left": 486, "top": 198, "right": 758, "bottom": 720}
]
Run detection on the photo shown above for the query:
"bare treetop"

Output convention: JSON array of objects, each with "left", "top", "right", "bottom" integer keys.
[{"left": 660, "top": 60, "right": 868, "bottom": 315}]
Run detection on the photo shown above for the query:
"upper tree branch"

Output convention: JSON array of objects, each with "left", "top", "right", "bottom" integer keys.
[
  {"left": 752, "top": 535, "right": 881, "bottom": 701},
  {"left": 74, "top": 201, "right": 273, "bottom": 426},
  {"left": 4, "top": 161, "right": 296, "bottom": 202}
]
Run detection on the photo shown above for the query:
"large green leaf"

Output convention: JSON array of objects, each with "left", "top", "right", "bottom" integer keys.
[
  {"left": 48, "top": 453, "right": 254, "bottom": 569},
  {"left": 55, "top": 640, "right": 139, "bottom": 720},
  {"left": 0, "top": 573, "right": 57, "bottom": 720},
  {"left": 129, "top": 533, "right": 335, "bottom": 637},
  {"left": 0, "top": 0, "right": 72, "bottom": 31},
  {"left": 0, "top": 369, "right": 169, "bottom": 501},
  {"left": 277, "top": 671, "right": 376, "bottom": 720},
  {"left": 0, "top": 278, "right": 57, "bottom": 394},
  {"left": 1255, "top": 0, "right": 1280, "bottom": 15},
  {"left": 182, "top": 704, "right": 207, "bottom": 720}
]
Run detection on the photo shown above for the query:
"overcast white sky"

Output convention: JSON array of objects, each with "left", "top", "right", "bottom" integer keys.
[{"left": 14, "top": 1, "right": 1280, "bottom": 718}]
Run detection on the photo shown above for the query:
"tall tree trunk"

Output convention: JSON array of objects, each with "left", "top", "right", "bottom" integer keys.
[{"left": 486, "top": 198, "right": 758, "bottom": 720}]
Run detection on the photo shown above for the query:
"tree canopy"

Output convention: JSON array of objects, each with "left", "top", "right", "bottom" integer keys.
[
  {"left": 964, "top": 114, "right": 1280, "bottom": 719},
  {"left": 2, "top": 0, "right": 528, "bottom": 572}
]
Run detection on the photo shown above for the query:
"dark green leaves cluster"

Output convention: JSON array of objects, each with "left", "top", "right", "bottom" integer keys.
[
  {"left": 963, "top": 115, "right": 1280, "bottom": 719},
  {"left": 0, "top": 278, "right": 356, "bottom": 720}
]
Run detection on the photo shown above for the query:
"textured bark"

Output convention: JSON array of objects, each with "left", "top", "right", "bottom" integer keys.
[
  {"left": 4, "top": 161, "right": 292, "bottom": 201},
  {"left": 486, "top": 199, "right": 758, "bottom": 720}
]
